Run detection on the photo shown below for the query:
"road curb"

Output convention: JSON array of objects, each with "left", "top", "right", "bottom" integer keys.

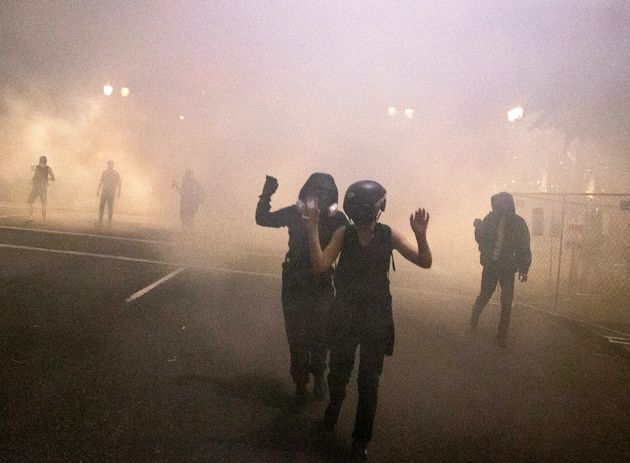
[{"left": 518, "top": 302, "right": 630, "bottom": 361}]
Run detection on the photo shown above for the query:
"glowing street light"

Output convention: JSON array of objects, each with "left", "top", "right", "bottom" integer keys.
[
  {"left": 120, "top": 87, "right": 130, "bottom": 97},
  {"left": 507, "top": 106, "right": 524, "bottom": 122},
  {"left": 103, "top": 84, "right": 113, "bottom": 96},
  {"left": 404, "top": 108, "right": 414, "bottom": 119},
  {"left": 387, "top": 106, "right": 397, "bottom": 117}
]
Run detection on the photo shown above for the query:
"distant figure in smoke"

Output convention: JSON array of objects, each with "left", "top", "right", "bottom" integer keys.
[
  {"left": 255, "top": 173, "right": 348, "bottom": 403},
  {"left": 27, "top": 155, "right": 55, "bottom": 222},
  {"left": 172, "top": 169, "right": 204, "bottom": 228},
  {"left": 96, "top": 161, "right": 121, "bottom": 227},
  {"left": 303, "top": 180, "right": 431, "bottom": 460},
  {"left": 470, "top": 192, "right": 531, "bottom": 347}
]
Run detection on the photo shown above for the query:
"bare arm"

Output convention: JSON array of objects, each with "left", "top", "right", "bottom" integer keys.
[
  {"left": 391, "top": 208, "right": 432, "bottom": 268},
  {"left": 302, "top": 204, "right": 346, "bottom": 273},
  {"left": 48, "top": 167, "right": 55, "bottom": 182}
]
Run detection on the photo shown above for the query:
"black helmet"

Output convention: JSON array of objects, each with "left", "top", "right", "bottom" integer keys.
[{"left": 343, "top": 180, "right": 387, "bottom": 224}]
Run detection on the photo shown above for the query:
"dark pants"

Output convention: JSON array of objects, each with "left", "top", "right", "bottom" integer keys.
[
  {"left": 180, "top": 200, "right": 199, "bottom": 227},
  {"left": 99, "top": 193, "right": 115, "bottom": 224},
  {"left": 324, "top": 337, "right": 385, "bottom": 443},
  {"left": 471, "top": 265, "right": 515, "bottom": 339},
  {"left": 282, "top": 287, "right": 332, "bottom": 385}
]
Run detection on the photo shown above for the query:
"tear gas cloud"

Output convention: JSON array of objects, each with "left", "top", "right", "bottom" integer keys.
[{"left": 1, "top": 0, "right": 629, "bottom": 276}]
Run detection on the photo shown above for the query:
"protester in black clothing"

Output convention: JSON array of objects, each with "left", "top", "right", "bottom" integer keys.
[
  {"left": 470, "top": 192, "right": 531, "bottom": 347},
  {"left": 303, "top": 180, "right": 431, "bottom": 460},
  {"left": 256, "top": 173, "right": 348, "bottom": 403},
  {"left": 27, "top": 155, "right": 55, "bottom": 222},
  {"left": 96, "top": 161, "right": 121, "bottom": 226},
  {"left": 173, "top": 169, "right": 204, "bottom": 228}
]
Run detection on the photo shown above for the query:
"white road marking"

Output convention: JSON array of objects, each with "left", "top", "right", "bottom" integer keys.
[
  {"left": 0, "top": 243, "right": 281, "bottom": 279},
  {"left": 126, "top": 267, "right": 186, "bottom": 302},
  {"left": 0, "top": 225, "right": 171, "bottom": 245},
  {"left": 0, "top": 243, "right": 172, "bottom": 265}
]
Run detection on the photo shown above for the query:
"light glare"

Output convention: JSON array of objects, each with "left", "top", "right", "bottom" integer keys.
[
  {"left": 103, "top": 84, "right": 113, "bottom": 96},
  {"left": 120, "top": 87, "right": 130, "bottom": 97},
  {"left": 507, "top": 106, "right": 524, "bottom": 122}
]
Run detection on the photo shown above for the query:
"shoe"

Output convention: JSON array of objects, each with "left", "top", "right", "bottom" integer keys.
[
  {"left": 313, "top": 374, "right": 327, "bottom": 400},
  {"left": 350, "top": 441, "right": 369, "bottom": 461}
]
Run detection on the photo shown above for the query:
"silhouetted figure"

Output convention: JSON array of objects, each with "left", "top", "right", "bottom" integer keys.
[
  {"left": 96, "top": 160, "right": 121, "bottom": 226},
  {"left": 303, "top": 180, "right": 431, "bottom": 460},
  {"left": 470, "top": 192, "right": 531, "bottom": 347},
  {"left": 256, "top": 173, "right": 348, "bottom": 403},
  {"left": 173, "top": 169, "right": 204, "bottom": 228},
  {"left": 27, "top": 155, "right": 55, "bottom": 222}
]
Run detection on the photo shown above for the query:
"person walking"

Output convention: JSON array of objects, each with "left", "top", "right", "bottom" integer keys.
[
  {"left": 470, "top": 192, "right": 531, "bottom": 347},
  {"left": 256, "top": 173, "right": 348, "bottom": 403},
  {"left": 303, "top": 180, "right": 432, "bottom": 460},
  {"left": 27, "top": 155, "right": 55, "bottom": 222},
  {"left": 96, "top": 161, "right": 121, "bottom": 226}
]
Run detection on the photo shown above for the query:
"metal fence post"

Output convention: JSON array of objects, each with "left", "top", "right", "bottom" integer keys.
[{"left": 554, "top": 194, "right": 567, "bottom": 312}]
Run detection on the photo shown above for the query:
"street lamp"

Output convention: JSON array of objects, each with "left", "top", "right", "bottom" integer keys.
[
  {"left": 507, "top": 106, "right": 523, "bottom": 122},
  {"left": 387, "top": 107, "right": 397, "bottom": 117},
  {"left": 404, "top": 108, "right": 414, "bottom": 119},
  {"left": 120, "top": 87, "right": 130, "bottom": 97},
  {"left": 103, "top": 84, "right": 113, "bottom": 96}
]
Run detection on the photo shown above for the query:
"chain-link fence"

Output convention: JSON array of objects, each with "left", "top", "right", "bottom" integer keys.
[{"left": 513, "top": 193, "right": 630, "bottom": 332}]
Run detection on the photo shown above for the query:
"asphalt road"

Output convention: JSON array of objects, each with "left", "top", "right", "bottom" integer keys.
[{"left": 1, "top": 212, "right": 629, "bottom": 462}]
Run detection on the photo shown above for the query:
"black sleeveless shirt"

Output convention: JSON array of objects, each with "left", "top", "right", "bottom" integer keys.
[{"left": 335, "top": 223, "right": 392, "bottom": 299}]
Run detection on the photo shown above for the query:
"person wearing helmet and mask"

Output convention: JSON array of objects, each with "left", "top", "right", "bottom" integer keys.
[
  {"left": 256, "top": 173, "right": 349, "bottom": 403},
  {"left": 471, "top": 192, "right": 531, "bottom": 347},
  {"left": 302, "top": 180, "right": 431, "bottom": 460}
]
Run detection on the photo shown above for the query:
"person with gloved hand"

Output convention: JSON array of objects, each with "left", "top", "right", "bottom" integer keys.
[{"left": 256, "top": 173, "right": 349, "bottom": 403}]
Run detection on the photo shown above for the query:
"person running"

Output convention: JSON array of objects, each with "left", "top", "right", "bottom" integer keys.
[
  {"left": 256, "top": 173, "right": 349, "bottom": 403},
  {"left": 172, "top": 169, "right": 204, "bottom": 228},
  {"left": 470, "top": 192, "right": 531, "bottom": 347},
  {"left": 27, "top": 155, "right": 55, "bottom": 222},
  {"left": 96, "top": 160, "right": 121, "bottom": 226},
  {"left": 303, "top": 180, "right": 432, "bottom": 460}
]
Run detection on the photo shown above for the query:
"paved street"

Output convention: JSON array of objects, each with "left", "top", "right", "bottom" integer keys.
[{"left": 1, "top": 212, "right": 629, "bottom": 462}]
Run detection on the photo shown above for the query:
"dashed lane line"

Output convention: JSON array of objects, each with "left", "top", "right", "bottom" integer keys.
[{"left": 126, "top": 267, "right": 187, "bottom": 302}]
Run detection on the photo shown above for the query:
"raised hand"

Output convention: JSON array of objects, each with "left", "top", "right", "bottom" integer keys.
[
  {"left": 261, "top": 175, "right": 279, "bottom": 197},
  {"left": 301, "top": 200, "right": 320, "bottom": 233},
  {"left": 410, "top": 208, "right": 430, "bottom": 236}
]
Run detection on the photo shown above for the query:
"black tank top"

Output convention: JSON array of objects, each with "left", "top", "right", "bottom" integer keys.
[{"left": 335, "top": 223, "right": 392, "bottom": 298}]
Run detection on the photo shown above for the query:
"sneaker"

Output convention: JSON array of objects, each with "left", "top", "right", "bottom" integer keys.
[
  {"left": 313, "top": 374, "right": 327, "bottom": 400},
  {"left": 350, "top": 441, "right": 369, "bottom": 461}
]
